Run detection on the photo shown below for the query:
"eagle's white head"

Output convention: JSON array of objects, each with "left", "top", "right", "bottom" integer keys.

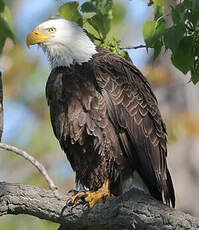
[{"left": 26, "top": 18, "right": 97, "bottom": 68}]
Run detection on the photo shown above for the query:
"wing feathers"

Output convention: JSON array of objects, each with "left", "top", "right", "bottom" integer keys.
[{"left": 94, "top": 48, "right": 175, "bottom": 207}]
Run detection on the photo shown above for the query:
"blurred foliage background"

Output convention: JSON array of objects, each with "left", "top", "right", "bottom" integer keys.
[{"left": 0, "top": 0, "right": 199, "bottom": 229}]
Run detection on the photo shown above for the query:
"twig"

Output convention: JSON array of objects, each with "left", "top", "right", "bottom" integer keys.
[
  {"left": 0, "top": 72, "right": 3, "bottom": 141},
  {"left": 0, "top": 142, "right": 57, "bottom": 191},
  {"left": 0, "top": 182, "right": 199, "bottom": 230},
  {"left": 120, "top": 45, "right": 147, "bottom": 50}
]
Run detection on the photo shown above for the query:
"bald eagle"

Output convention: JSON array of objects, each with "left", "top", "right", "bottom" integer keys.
[{"left": 26, "top": 18, "right": 175, "bottom": 208}]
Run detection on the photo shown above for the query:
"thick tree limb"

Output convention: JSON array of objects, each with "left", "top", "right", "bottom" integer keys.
[
  {"left": 0, "top": 143, "right": 57, "bottom": 191},
  {"left": 0, "top": 182, "right": 198, "bottom": 230}
]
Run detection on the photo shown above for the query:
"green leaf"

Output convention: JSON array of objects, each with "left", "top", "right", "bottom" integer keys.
[
  {"left": 87, "top": 14, "right": 110, "bottom": 40},
  {"left": 193, "top": 0, "right": 199, "bottom": 8},
  {"left": 59, "top": 1, "right": 83, "bottom": 26},
  {"left": 142, "top": 20, "right": 165, "bottom": 48},
  {"left": 81, "top": 2, "right": 98, "bottom": 13},
  {"left": 0, "top": 16, "right": 14, "bottom": 53},
  {"left": 104, "top": 0, "right": 113, "bottom": 11},
  {"left": 183, "top": 0, "right": 193, "bottom": 8},
  {"left": 142, "top": 21, "right": 156, "bottom": 47},
  {"left": 0, "top": 0, "right": 5, "bottom": 13},
  {"left": 1, "top": 5, "right": 13, "bottom": 30},
  {"left": 194, "top": 36, "right": 199, "bottom": 54},
  {"left": 153, "top": 0, "right": 165, "bottom": 19},
  {"left": 0, "top": 1, "right": 14, "bottom": 53},
  {"left": 164, "top": 25, "right": 185, "bottom": 52},
  {"left": 0, "top": 17, "right": 14, "bottom": 39},
  {"left": 0, "top": 36, "right": 6, "bottom": 53},
  {"left": 171, "top": 37, "right": 194, "bottom": 74},
  {"left": 153, "top": 5, "right": 163, "bottom": 20},
  {"left": 148, "top": 0, "right": 154, "bottom": 6},
  {"left": 80, "top": 2, "right": 98, "bottom": 20},
  {"left": 191, "top": 69, "right": 199, "bottom": 84},
  {"left": 171, "top": 4, "right": 185, "bottom": 25},
  {"left": 153, "top": 40, "right": 162, "bottom": 60},
  {"left": 86, "top": 31, "right": 100, "bottom": 42},
  {"left": 153, "top": 0, "right": 164, "bottom": 5}
]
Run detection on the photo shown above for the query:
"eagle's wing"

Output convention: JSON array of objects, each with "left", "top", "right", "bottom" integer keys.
[{"left": 94, "top": 48, "right": 175, "bottom": 207}]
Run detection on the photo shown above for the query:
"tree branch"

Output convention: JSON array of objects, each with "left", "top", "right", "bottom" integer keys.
[
  {"left": 120, "top": 45, "right": 146, "bottom": 50},
  {"left": 0, "top": 143, "right": 57, "bottom": 191},
  {"left": 0, "top": 182, "right": 198, "bottom": 230}
]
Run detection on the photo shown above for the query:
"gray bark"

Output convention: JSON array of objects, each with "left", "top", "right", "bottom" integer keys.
[{"left": 0, "top": 182, "right": 198, "bottom": 230}]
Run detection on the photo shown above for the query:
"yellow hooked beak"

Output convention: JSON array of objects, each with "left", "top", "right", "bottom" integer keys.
[{"left": 26, "top": 29, "right": 53, "bottom": 47}]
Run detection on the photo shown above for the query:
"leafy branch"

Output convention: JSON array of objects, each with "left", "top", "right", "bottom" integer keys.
[
  {"left": 143, "top": 0, "right": 199, "bottom": 83},
  {"left": 58, "top": 0, "right": 130, "bottom": 58}
]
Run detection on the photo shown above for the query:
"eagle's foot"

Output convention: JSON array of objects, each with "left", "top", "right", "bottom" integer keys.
[
  {"left": 84, "top": 190, "right": 109, "bottom": 208},
  {"left": 85, "top": 180, "right": 112, "bottom": 208},
  {"left": 69, "top": 180, "right": 113, "bottom": 208}
]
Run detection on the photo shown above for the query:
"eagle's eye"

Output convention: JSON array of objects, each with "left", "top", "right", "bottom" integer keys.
[{"left": 48, "top": 27, "right": 56, "bottom": 33}]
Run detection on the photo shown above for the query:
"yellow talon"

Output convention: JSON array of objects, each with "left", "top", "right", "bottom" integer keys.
[
  {"left": 84, "top": 190, "right": 110, "bottom": 208},
  {"left": 85, "top": 180, "right": 113, "bottom": 208},
  {"left": 70, "top": 180, "right": 114, "bottom": 208}
]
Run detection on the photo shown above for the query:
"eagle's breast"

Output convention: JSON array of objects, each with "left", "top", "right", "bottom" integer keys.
[{"left": 46, "top": 64, "right": 126, "bottom": 191}]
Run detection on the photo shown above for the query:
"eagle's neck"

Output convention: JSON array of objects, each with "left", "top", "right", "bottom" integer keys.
[{"left": 42, "top": 34, "right": 97, "bottom": 69}]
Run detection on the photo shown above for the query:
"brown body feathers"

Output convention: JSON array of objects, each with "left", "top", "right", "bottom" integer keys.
[{"left": 46, "top": 46, "right": 175, "bottom": 208}]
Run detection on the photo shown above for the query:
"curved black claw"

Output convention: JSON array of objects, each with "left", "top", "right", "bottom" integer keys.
[
  {"left": 66, "top": 198, "right": 74, "bottom": 206},
  {"left": 67, "top": 189, "right": 78, "bottom": 196},
  {"left": 66, "top": 189, "right": 78, "bottom": 206},
  {"left": 66, "top": 190, "right": 88, "bottom": 207}
]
